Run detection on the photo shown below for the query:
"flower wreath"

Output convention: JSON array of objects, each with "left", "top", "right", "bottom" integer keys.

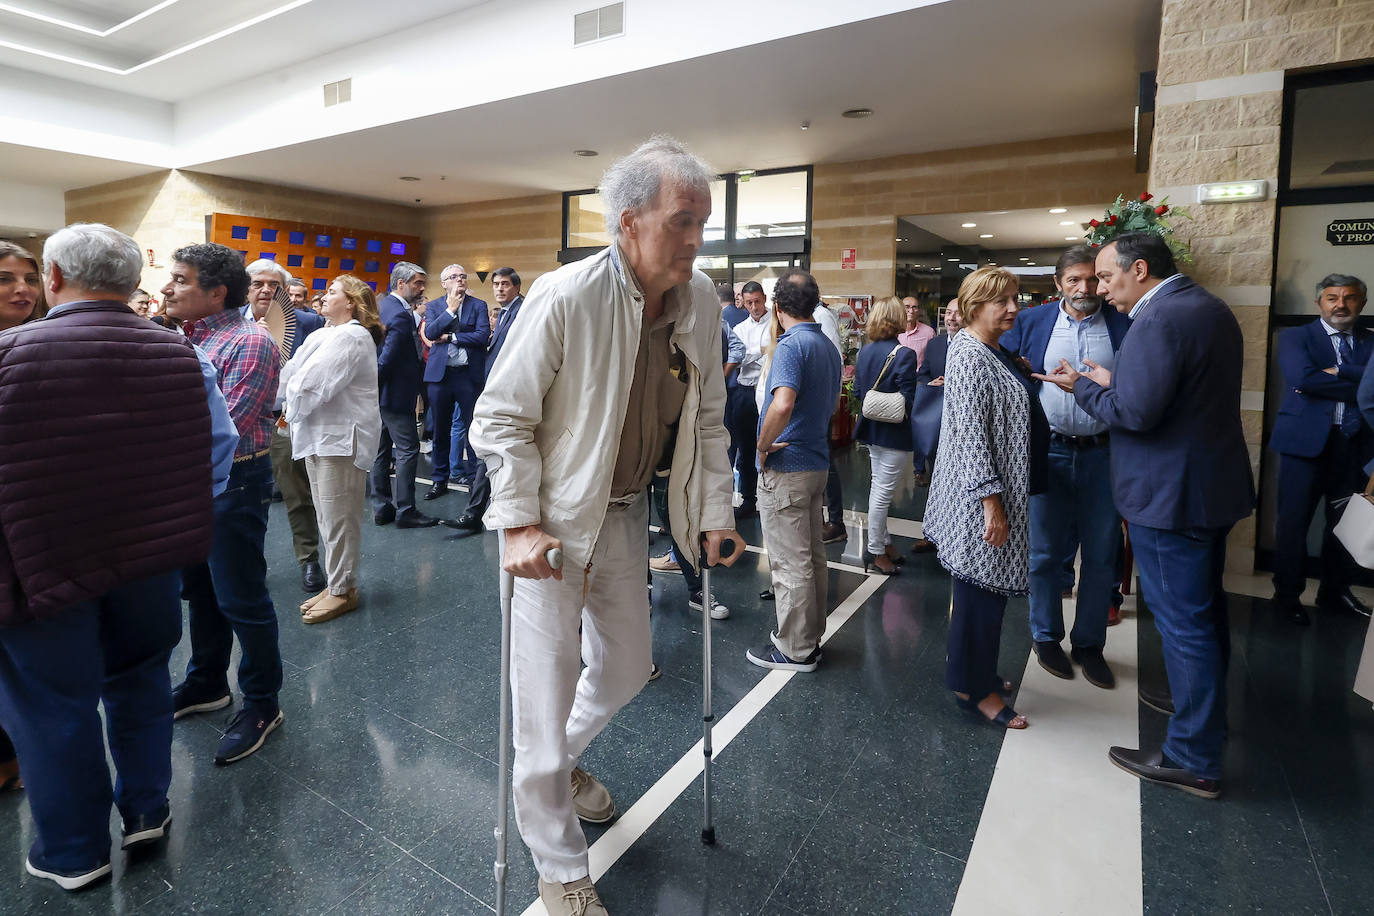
[{"left": 1083, "top": 193, "right": 1193, "bottom": 265}]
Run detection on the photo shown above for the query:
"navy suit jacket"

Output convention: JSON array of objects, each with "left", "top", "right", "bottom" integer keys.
[
  {"left": 721, "top": 304, "right": 749, "bottom": 329},
  {"left": 1269, "top": 319, "right": 1372, "bottom": 457},
  {"left": 854, "top": 339, "right": 919, "bottom": 451},
  {"left": 1073, "top": 277, "right": 1255, "bottom": 530},
  {"left": 486, "top": 295, "right": 523, "bottom": 377},
  {"left": 999, "top": 300, "right": 1131, "bottom": 377},
  {"left": 422, "top": 294, "right": 490, "bottom": 384},
  {"left": 376, "top": 293, "right": 424, "bottom": 414},
  {"left": 915, "top": 333, "right": 949, "bottom": 385}
]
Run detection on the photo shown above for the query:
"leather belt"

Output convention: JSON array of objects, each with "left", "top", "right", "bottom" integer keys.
[
  {"left": 233, "top": 447, "right": 272, "bottom": 464},
  {"left": 1050, "top": 431, "right": 1110, "bottom": 449}
]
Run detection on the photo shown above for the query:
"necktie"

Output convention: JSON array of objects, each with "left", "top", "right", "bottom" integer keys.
[{"left": 1340, "top": 334, "right": 1362, "bottom": 437}]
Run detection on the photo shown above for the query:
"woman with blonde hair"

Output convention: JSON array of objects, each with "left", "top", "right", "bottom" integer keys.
[
  {"left": 854, "top": 296, "right": 919, "bottom": 574},
  {"left": 923, "top": 267, "right": 1048, "bottom": 729},
  {"left": 282, "top": 275, "right": 383, "bottom": 624}
]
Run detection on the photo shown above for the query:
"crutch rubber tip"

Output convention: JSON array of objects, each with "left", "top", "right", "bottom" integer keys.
[{"left": 701, "top": 827, "right": 716, "bottom": 845}]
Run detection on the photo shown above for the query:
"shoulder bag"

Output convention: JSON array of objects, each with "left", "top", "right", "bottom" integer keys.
[{"left": 861, "top": 346, "right": 906, "bottom": 424}]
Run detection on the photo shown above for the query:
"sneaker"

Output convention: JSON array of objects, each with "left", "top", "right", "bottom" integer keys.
[
  {"left": 821, "top": 521, "right": 847, "bottom": 544},
  {"left": 171, "top": 681, "right": 231, "bottom": 721},
  {"left": 215, "top": 705, "right": 284, "bottom": 766},
  {"left": 121, "top": 804, "right": 172, "bottom": 851},
  {"left": 746, "top": 642, "right": 819, "bottom": 672},
  {"left": 648, "top": 553, "right": 680, "bottom": 573},
  {"left": 538, "top": 876, "right": 608, "bottom": 916},
  {"left": 689, "top": 591, "right": 730, "bottom": 620},
  {"left": 25, "top": 856, "right": 111, "bottom": 892},
  {"left": 570, "top": 767, "right": 615, "bottom": 823},
  {"left": 759, "top": 587, "right": 775, "bottom": 601}
]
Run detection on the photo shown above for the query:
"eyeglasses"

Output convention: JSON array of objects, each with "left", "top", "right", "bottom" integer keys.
[{"left": 442, "top": 274, "right": 466, "bottom": 282}]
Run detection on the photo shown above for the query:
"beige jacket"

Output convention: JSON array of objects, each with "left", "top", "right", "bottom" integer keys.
[{"left": 470, "top": 245, "right": 734, "bottom": 572}]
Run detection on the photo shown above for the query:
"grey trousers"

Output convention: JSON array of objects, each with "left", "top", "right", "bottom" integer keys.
[
  {"left": 371, "top": 407, "right": 419, "bottom": 513},
  {"left": 759, "top": 468, "right": 829, "bottom": 660}
]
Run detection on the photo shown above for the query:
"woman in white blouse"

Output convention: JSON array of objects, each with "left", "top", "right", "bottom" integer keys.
[{"left": 283, "top": 275, "right": 383, "bottom": 624}]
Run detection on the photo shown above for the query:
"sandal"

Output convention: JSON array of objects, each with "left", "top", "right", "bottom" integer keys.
[{"left": 955, "top": 694, "right": 1028, "bottom": 729}]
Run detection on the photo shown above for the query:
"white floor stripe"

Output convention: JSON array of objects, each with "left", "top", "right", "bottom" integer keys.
[
  {"left": 952, "top": 594, "right": 1143, "bottom": 916},
  {"left": 518, "top": 574, "right": 888, "bottom": 915}
]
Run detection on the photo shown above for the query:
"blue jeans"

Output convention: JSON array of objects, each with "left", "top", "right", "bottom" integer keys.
[
  {"left": 0, "top": 572, "right": 182, "bottom": 872},
  {"left": 1131, "top": 523, "right": 1231, "bottom": 780},
  {"left": 429, "top": 371, "right": 480, "bottom": 483},
  {"left": 183, "top": 457, "right": 283, "bottom": 710},
  {"left": 1028, "top": 441, "right": 1120, "bottom": 648}
]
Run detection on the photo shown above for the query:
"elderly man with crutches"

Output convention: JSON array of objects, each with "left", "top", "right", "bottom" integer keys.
[{"left": 471, "top": 135, "right": 743, "bottom": 916}]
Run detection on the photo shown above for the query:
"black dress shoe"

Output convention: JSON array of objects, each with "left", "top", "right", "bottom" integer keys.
[
  {"left": 1108, "top": 746, "right": 1221, "bottom": 799},
  {"left": 439, "top": 512, "right": 484, "bottom": 532},
  {"left": 1070, "top": 646, "right": 1116, "bottom": 689},
  {"left": 423, "top": 482, "right": 449, "bottom": 500},
  {"left": 759, "top": 588, "right": 775, "bottom": 601},
  {"left": 1138, "top": 681, "right": 1175, "bottom": 716},
  {"left": 1277, "top": 596, "right": 1310, "bottom": 626},
  {"left": 373, "top": 505, "right": 396, "bottom": 526},
  {"left": 1316, "top": 589, "right": 1372, "bottom": 619},
  {"left": 300, "top": 560, "right": 325, "bottom": 593},
  {"left": 1034, "top": 640, "right": 1074, "bottom": 680},
  {"left": 396, "top": 508, "right": 439, "bottom": 529}
]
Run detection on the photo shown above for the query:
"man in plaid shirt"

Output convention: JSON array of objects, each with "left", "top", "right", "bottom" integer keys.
[{"left": 161, "top": 243, "right": 286, "bottom": 765}]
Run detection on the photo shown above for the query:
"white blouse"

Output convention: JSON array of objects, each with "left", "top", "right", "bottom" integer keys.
[{"left": 280, "top": 321, "right": 381, "bottom": 471}]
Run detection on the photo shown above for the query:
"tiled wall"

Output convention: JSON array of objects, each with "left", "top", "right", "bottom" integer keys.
[{"left": 1150, "top": 0, "right": 1374, "bottom": 567}]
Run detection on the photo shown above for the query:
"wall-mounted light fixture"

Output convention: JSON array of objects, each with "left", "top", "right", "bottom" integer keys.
[{"left": 1197, "top": 180, "right": 1268, "bottom": 204}]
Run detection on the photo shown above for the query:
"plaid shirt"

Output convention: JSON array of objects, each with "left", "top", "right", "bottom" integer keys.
[{"left": 187, "top": 308, "right": 279, "bottom": 458}]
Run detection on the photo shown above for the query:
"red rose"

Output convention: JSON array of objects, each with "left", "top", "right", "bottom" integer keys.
[
  {"left": 1140, "top": 192, "right": 1153, "bottom": 202},
  {"left": 1155, "top": 205, "right": 1168, "bottom": 215},
  {"left": 1106, "top": 214, "right": 1118, "bottom": 225},
  {"left": 1089, "top": 219, "right": 1101, "bottom": 228}
]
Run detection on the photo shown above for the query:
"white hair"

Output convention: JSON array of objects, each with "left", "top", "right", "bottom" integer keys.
[
  {"left": 43, "top": 223, "right": 143, "bottom": 297},
  {"left": 599, "top": 135, "right": 714, "bottom": 239},
  {"left": 245, "top": 258, "right": 291, "bottom": 285}
]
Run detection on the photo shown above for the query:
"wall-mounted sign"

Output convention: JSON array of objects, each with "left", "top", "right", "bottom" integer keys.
[
  {"left": 1327, "top": 219, "right": 1374, "bottom": 246},
  {"left": 841, "top": 248, "right": 857, "bottom": 270}
]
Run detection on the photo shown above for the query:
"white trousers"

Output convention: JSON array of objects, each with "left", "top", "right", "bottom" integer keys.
[
  {"left": 866, "top": 444, "right": 909, "bottom": 555},
  {"left": 509, "top": 495, "right": 652, "bottom": 882}
]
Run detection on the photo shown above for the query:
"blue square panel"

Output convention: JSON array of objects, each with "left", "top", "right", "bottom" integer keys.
[
  {"left": 286, "top": 254, "right": 304, "bottom": 268},
  {"left": 367, "top": 281, "right": 377, "bottom": 291},
  {"left": 366, "top": 240, "right": 381, "bottom": 253},
  {"left": 388, "top": 262, "right": 396, "bottom": 274},
  {"left": 314, "top": 256, "right": 330, "bottom": 269},
  {"left": 364, "top": 260, "right": 380, "bottom": 273},
  {"left": 389, "top": 242, "right": 406, "bottom": 256},
  {"left": 258, "top": 252, "right": 276, "bottom": 261},
  {"left": 315, "top": 234, "right": 332, "bottom": 248},
  {"left": 312, "top": 278, "right": 327, "bottom": 290},
  {"left": 342, "top": 237, "right": 357, "bottom": 250},
  {"left": 340, "top": 259, "right": 355, "bottom": 271},
  {"left": 230, "top": 225, "right": 249, "bottom": 240},
  {"left": 289, "top": 231, "right": 306, "bottom": 245},
  {"left": 261, "top": 228, "right": 278, "bottom": 242}
]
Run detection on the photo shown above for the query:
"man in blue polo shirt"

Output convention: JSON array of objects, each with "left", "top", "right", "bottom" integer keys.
[{"left": 747, "top": 271, "right": 842, "bottom": 673}]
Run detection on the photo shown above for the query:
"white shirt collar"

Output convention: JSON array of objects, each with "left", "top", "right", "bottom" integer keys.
[
  {"left": 1319, "top": 318, "right": 1348, "bottom": 338},
  {"left": 1127, "top": 273, "right": 1184, "bottom": 319}
]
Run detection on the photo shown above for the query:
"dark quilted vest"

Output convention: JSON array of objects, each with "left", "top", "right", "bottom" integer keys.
[{"left": 0, "top": 301, "right": 214, "bottom": 626}]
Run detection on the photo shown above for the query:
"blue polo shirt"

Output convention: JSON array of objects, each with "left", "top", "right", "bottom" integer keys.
[{"left": 758, "top": 321, "right": 842, "bottom": 472}]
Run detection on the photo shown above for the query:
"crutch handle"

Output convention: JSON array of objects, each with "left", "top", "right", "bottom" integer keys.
[
  {"left": 545, "top": 547, "right": 563, "bottom": 570},
  {"left": 699, "top": 535, "right": 741, "bottom": 568}
]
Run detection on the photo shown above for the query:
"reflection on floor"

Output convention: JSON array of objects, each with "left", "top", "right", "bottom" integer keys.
[{"left": 1, "top": 446, "right": 1370, "bottom": 915}]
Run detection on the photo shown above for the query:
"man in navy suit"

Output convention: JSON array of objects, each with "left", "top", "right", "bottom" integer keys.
[
  {"left": 442, "top": 267, "right": 524, "bottom": 532},
  {"left": 1037, "top": 231, "right": 1254, "bottom": 798},
  {"left": 1003, "top": 246, "right": 1131, "bottom": 688},
  {"left": 372, "top": 261, "right": 437, "bottom": 529},
  {"left": 908, "top": 298, "right": 960, "bottom": 554},
  {"left": 1270, "top": 274, "right": 1371, "bottom": 623},
  {"left": 421, "top": 264, "right": 489, "bottom": 500}
]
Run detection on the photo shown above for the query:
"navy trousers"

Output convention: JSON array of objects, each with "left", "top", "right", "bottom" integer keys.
[
  {"left": 0, "top": 571, "right": 182, "bottom": 873},
  {"left": 183, "top": 456, "right": 283, "bottom": 711},
  {"left": 1131, "top": 523, "right": 1231, "bottom": 780},
  {"left": 429, "top": 369, "right": 480, "bottom": 484},
  {"left": 1273, "top": 429, "right": 1363, "bottom": 601},
  {"left": 945, "top": 577, "right": 1009, "bottom": 699},
  {"left": 726, "top": 384, "right": 759, "bottom": 509},
  {"left": 0, "top": 724, "right": 13, "bottom": 763}
]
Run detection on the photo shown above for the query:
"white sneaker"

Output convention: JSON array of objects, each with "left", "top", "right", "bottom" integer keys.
[{"left": 689, "top": 592, "right": 729, "bottom": 619}]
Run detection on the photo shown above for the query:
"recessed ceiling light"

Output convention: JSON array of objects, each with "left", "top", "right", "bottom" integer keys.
[
  {"left": 1027, "top": 262, "right": 1037, "bottom": 266},
  {"left": 1059, "top": 220, "right": 1075, "bottom": 226},
  {"left": 398, "top": 176, "right": 420, "bottom": 182},
  {"left": 896, "top": 237, "right": 907, "bottom": 242},
  {"left": 961, "top": 222, "right": 977, "bottom": 228},
  {"left": 1065, "top": 236, "right": 1079, "bottom": 241},
  {"left": 979, "top": 234, "right": 993, "bottom": 239},
  {"left": 841, "top": 107, "right": 874, "bottom": 119},
  {"left": 1049, "top": 207, "right": 1068, "bottom": 214},
  {"left": 573, "top": 149, "right": 599, "bottom": 157},
  {"left": 947, "top": 258, "right": 960, "bottom": 262},
  {"left": 1019, "top": 257, "right": 1030, "bottom": 261}
]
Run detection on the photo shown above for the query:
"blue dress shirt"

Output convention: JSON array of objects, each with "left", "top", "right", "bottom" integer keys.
[{"left": 1040, "top": 306, "right": 1115, "bottom": 436}]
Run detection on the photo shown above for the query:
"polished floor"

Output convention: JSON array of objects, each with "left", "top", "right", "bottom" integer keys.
[{"left": 2, "top": 446, "right": 1372, "bottom": 915}]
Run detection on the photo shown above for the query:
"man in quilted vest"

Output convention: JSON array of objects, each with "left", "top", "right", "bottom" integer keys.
[{"left": 0, "top": 223, "right": 235, "bottom": 891}]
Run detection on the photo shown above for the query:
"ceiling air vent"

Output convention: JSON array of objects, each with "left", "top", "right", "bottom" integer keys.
[
  {"left": 574, "top": 3, "right": 624, "bottom": 46},
  {"left": 323, "top": 78, "right": 351, "bottom": 107}
]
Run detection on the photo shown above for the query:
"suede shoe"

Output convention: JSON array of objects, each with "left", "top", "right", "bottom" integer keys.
[
  {"left": 1034, "top": 640, "right": 1074, "bottom": 680},
  {"left": 571, "top": 767, "right": 615, "bottom": 823},
  {"left": 121, "top": 803, "right": 172, "bottom": 851},
  {"left": 538, "top": 876, "right": 608, "bottom": 915},
  {"left": 171, "top": 681, "right": 231, "bottom": 721},
  {"left": 1108, "top": 746, "right": 1220, "bottom": 799},
  {"left": 1071, "top": 646, "right": 1116, "bottom": 689},
  {"left": 25, "top": 856, "right": 111, "bottom": 892},
  {"left": 215, "top": 705, "right": 284, "bottom": 765}
]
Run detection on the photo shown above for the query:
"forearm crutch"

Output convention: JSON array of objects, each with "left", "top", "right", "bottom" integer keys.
[{"left": 699, "top": 537, "right": 738, "bottom": 846}]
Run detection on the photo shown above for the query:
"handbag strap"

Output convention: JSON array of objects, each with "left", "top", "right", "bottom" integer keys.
[{"left": 871, "top": 346, "right": 900, "bottom": 391}]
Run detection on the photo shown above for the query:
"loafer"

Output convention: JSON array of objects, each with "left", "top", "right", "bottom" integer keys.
[
  {"left": 1071, "top": 646, "right": 1116, "bottom": 689},
  {"left": 1034, "top": 640, "right": 1074, "bottom": 680},
  {"left": 821, "top": 522, "right": 847, "bottom": 544},
  {"left": 121, "top": 803, "right": 172, "bottom": 851},
  {"left": 171, "top": 681, "right": 231, "bottom": 721},
  {"left": 571, "top": 767, "right": 615, "bottom": 823},
  {"left": 300, "top": 560, "right": 325, "bottom": 593},
  {"left": 1138, "top": 681, "right": 1175, "bottom": 716},
  {"left": 422, "top": 481, "right": 449, "bottom": 501},
  {"left": 1108, "top": 746, "right": 1220, "bottom": 799},
  {"left": 909, "top": 538, "right": 937, "bottom": 554},
  {"left": 1316, "top": 589, "right": 1372, "bottom": 619},
  {"left": 538, "top": 876, "right": 608, "bottom": 916},
  {"left": 25, "top": 856, "right": 111, "bottom": 892},
  {"left": 373, "top": 505, "right": 396, "bottom": 526},
  {"left": 215, "top": 705, "right": 284, "bottom": 766},
  {"left": 439, "top": 512, "right": 483, "bottom": 532},
  {"left": 395, "top": 508, "right": 438, "bottom": 529}
]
